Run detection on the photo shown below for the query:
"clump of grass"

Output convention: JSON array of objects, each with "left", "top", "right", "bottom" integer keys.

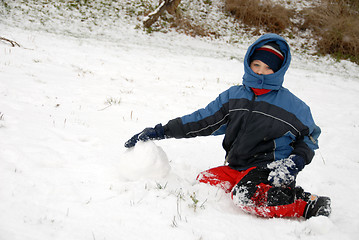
[
  {"left": 300, "top": 0, "right": 359, "bottom": 64},
  {"left": 105, "top": 97, "right": 121, "bottom": 106},
  {"left": 145, "top": 4, "right": 217, "bottom": 37},
  {"left": 188, "top": 192, "right": 206, "bottom": 212},
  {"left": 224, "top": 0, "right": 294, "bottom": 34},
  {"left": 156, "top": 181, "right": 168, "bottom": 190},
  {"left": 98, "top": 97, "right": 121, "bottom": 111},
  {"left": 170, "top": 15, "right": 215, "bottom": 37}
]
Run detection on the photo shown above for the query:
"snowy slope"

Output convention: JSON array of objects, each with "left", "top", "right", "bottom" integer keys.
[{"left": 1, "top": 15, "right": 359, "bottom": 240}]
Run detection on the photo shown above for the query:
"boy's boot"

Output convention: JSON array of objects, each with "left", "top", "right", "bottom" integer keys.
[{"left": 303, "top": 194, "right": 331, "bottom": 219}]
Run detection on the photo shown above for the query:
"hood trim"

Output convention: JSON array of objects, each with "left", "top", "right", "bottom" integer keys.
[{"left": 242, "top": 33, "right": 291, "bottom": 90}]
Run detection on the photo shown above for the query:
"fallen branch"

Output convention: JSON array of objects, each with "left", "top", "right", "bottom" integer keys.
[{"left": 0, "top": 36, "right": 20, "bottom": 47}]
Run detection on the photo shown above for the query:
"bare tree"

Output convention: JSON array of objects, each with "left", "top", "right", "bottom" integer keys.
[{"left": 143, "top": 0, "right": 181, "bottom": 28}]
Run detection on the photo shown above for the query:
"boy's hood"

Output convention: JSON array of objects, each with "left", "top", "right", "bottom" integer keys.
[{"left": 242, "top": 33, "right": 291, "bottom": 90}]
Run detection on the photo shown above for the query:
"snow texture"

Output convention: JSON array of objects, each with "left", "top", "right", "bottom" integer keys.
[
  {"left": 1, "top": 2, "right": 359, "bottom": 239},
  {"left": 267, "top": 157, "right": 297, "bottom": 187}
]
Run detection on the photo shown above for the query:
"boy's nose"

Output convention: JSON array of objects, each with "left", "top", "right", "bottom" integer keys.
[{"left": 256, "top": 68, "right": 263, "bottom": 75}]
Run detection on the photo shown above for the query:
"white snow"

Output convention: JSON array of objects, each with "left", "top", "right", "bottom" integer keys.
[{"left": 1, "top": 11, "right": 359, "bottom": 240}]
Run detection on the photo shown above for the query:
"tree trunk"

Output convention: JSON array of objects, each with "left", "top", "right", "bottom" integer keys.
[{"left": 143, "top": 0, "right": 181, "bottom": 28}]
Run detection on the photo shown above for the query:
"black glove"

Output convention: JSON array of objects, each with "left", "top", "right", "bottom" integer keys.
[
  {"left": 124, "top": 124, "right": 165, "bottom": 148},
  {"left": 267, "top": 155, "right": 305, "bottom": 187}
]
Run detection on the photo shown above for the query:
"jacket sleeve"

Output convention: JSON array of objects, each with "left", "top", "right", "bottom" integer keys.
[
  {"left": 163, "top": 89, "right": 230, "bottom": 139},
  {"left": 292, "top": 114, "right": 321, "bottom": 165}
]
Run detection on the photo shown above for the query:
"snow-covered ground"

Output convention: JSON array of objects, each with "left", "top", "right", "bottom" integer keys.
[{"left": 1, "top": 10, "right": 359, "bottom": 240}]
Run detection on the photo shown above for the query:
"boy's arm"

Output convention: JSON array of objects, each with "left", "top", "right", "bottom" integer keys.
[{"left": 164, "top": 90, "right": 230, "bottom": 139}]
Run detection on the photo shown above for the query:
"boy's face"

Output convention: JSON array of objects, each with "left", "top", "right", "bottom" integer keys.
[{"left": 250, "top": 60, "right": 274, "bottom": 75}]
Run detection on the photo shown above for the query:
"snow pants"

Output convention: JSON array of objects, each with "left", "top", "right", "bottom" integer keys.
[{"left": 196, "top": 166, "right": 308, "bottom": 218}]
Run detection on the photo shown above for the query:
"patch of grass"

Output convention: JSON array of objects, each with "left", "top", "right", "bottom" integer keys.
[
  {"left": 156, "top": 181, "right": 168, "bottom": 190},
  {"left": 188, "top": 192, "right": 206, "bottom": 212},
  {"left": 105, "top": 97, "right": 121, "bottom": 106},
  {"left": 224, "top": 0, "right": 294, "bottom": 34},
  {"left": 300, "top": 0, "right": 359, "bottom": 64},
  {"left": 170, "top": 14, "right": 216, "bottom": 37}
]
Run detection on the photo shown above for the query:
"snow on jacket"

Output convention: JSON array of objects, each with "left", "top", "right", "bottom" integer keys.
[{"left": 163, "top": 33, "right": 321, "bottom": 170}]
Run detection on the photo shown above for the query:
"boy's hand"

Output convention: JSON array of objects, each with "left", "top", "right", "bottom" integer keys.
[
  {"left": 124, "top": 124, "right": 165, "bottom": 148},
  {"left": 267, "top": 155, "right": 305, "bottom": 187}
]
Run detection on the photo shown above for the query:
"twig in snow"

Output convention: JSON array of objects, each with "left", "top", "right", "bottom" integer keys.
[
  {"left": 0, "top": 36, "right": 20, "bottom": 47},
  {"left": 97, "top": 104, "right": 113, "bottom": 111},
  {"left": 171, "top": 216, "right": 178, "bottom": 227},
  {"left": 318, "top": 149, "right": 326, "bottom": 165}
]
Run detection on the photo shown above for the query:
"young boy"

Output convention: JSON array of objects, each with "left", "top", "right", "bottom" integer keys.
[{"left": 124, "top": 33, "right": 331, "bottom": 219}]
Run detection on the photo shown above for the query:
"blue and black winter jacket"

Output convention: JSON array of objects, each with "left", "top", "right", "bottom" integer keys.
[{"left": 163, "top": 34, "right": 321, "bottom": 170}]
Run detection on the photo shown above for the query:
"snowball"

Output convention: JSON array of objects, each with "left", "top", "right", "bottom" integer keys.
[
  {"left": 118, "top": 141, "right": 171, "bottom": 181},
  {"left": 303, "top": 216, "right": 334, "bottom": 235}
]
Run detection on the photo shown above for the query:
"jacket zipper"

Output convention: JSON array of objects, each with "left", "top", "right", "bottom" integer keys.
[
  {"left": 225, "top": 93, "right": 257, "bottom": 165},
  {"left": 243, "top": 93, "right": 257, "bottom": 129}
]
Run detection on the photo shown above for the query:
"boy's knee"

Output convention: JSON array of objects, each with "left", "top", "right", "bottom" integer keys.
[
  {"left": 231, "top": 182, "right": 253, "bottom": 206},
  {"left": 231, "top": 167, "right": 271, "bottom": 206}
]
